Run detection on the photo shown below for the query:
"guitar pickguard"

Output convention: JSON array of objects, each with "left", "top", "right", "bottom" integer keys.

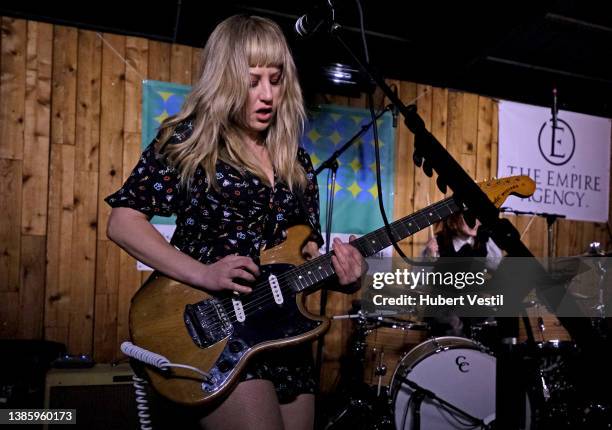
[{"left": 200, "top": 264, "right": 322, "bottom": 394}]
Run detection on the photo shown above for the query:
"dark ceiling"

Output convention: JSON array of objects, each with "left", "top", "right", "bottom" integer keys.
[{"left": 2, "top": 0, "right": 612, "bottom": 118}]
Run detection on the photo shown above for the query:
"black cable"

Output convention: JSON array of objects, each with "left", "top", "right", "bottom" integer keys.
[{"left": 355, "top": 0, "right": 434, "bottom": 266}]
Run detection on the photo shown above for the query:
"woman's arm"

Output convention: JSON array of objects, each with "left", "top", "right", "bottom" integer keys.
[{"left": 107, "top": 207, "right": 258, "bottom": 293}]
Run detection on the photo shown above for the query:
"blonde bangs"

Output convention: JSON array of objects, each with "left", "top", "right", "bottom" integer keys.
[{"left": 245, "top": 27, "right": 287, "bottom": 68}]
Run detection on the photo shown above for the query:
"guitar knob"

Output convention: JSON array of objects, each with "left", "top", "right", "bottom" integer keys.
[
  {"left": 229, "top": 341, "right": 243, "bottom": 353},
  {"left": 217, "top": 360, "right": 231, "bottom": 373}
]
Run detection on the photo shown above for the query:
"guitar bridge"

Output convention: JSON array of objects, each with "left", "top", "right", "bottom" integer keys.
[{"left": 184, "top": 298, "right": 233, "bottom": 348}]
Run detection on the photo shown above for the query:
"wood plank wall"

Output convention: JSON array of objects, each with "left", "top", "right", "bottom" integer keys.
[{"left": 1, "top": 17, "right": 610, "bottom": 392}]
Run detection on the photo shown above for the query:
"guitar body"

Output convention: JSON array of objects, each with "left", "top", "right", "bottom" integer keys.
[{"left": 129, "top": 224, "right": 329, "bottom": 406}]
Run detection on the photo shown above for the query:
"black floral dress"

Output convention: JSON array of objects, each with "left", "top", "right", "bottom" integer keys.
[{"left": 105, "top": 119, "right": 323, "bottom": 403}]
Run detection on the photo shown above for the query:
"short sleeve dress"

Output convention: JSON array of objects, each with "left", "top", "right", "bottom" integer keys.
[{"left": 105, "top": 119, "right": 323, "bottom": 403}]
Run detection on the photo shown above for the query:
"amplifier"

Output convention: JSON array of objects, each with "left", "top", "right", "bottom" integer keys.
[{"left": 44, "top": 363, "right": 138, "bottom": 429}]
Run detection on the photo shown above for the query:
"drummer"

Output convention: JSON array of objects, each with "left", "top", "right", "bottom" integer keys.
[{"left": 422, "top": 213, "right": 503, "bottom": 337}]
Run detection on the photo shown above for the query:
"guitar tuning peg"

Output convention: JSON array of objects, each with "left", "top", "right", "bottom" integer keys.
[
  {"left": 436, "top": 176, "right": 447, "bottom": 194},
  {"left": 423, "top": 160, "right": 433, "bottom": 177}
]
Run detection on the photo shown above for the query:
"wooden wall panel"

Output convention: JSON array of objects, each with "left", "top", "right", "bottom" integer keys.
[
  {"left": 1, "top": 18, "right": 611, "bottom": 400},
  {"left": 0, "top": 159, "right": 22, "bottom": 293},
  {"left": 75, "top": 30, "right": 101, "bottom": 172},
  {"left": 147, "top": 41, "right": 170, "bottom": 82},
  {"left": 394, "top": 81, "right": 417, "bottom": 255},
  {"left": 170, "top": 44, "right": 192, "bottom": 85},
  {"left": 44, "top": 143, "right": 74, "bottom": 345},
  {"left": 50, "top": 26, "right": 77, "bottom": 147},
  {"left": 476, "top": 96, "right": 494, "bottom": 183},
  {"left": 18, "top": 234, "right": 46, "bottom": 338},
  {"left": 0, "top": 17, "right": 26, "bottom": 160},
  {"left": 22, "top": 21, "right": 52, "bottom": 235}
]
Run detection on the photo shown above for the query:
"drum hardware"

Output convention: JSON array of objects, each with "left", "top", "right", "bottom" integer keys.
[
  {"left": 373, "top": 351, "right": 387, "bottom": 397},
  {"left": 394, "top": 376, "right": 491, "bottom": 430}
]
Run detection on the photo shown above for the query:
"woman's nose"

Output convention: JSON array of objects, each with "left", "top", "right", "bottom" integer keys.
[{"left": 259, "top": 81, "right": 273, "bottom": 101}]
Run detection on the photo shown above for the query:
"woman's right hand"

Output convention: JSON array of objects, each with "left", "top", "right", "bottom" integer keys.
[
  {"left": 424, "top": 237, "right": 439, "bottom": 258},
  {"left": 193, "top": 254, "right": 260, "bottom": 294}
]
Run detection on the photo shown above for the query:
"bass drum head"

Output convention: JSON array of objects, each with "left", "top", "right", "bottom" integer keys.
[{"left": 391, "top": 336, "right": 531, "bottom": 430}]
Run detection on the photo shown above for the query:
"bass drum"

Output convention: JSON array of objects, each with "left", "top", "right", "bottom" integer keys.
[{"left": 390, "top": 337, "right": 531, "bottom": 430}]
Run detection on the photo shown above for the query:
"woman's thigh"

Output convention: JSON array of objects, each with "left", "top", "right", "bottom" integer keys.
[
  {"left": 199, "top": 379, "right": 284, "bottom": 430},
  {"left": 280, "top": 393, "right": 315, "bottom": 430}
]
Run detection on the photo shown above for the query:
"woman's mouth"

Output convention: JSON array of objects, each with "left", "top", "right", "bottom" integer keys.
[{"left": 255, "top": 108, "right": 273, "bottom": 122}]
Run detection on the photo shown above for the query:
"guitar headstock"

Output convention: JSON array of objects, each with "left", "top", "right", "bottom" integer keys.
[{"left": 478, "top": 175, "right": 536, "bottom": 208}]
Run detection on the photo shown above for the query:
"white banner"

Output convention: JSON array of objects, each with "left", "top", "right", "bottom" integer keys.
[{"left": 498, "top": 101, "right": 611, "bottom": 222}]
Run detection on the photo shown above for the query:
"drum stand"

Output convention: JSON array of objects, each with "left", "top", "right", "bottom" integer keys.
[{"left": 395, "top": 376, "right": 493, "bottom": 430}]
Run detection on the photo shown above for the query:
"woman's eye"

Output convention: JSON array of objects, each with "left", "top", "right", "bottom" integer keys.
[{"left": 250, "top": 80, "right": 258, "bottom": 88}]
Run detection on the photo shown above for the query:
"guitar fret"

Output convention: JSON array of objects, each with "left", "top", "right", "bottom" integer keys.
[{"left": 286, "top": 196, "right": 464, "bottom": 293}]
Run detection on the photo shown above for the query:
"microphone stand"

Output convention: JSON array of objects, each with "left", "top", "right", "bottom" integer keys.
[
  {"left": 313, "top": 105, "right": 393, "bottom": 381},
  {"left": 313, "top": 18, "right": 593, "bottom": 430},
  {"left": 499, "top": 208, "right": 566, "bottom": 259}
]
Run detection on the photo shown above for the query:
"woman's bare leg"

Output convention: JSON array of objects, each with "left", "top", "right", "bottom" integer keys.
[
  {"left": 199, "top": 379, "right": 284, "bottom": 430},
  {"left": 280, "top": 393, "right": 315, "bottom": 430}
]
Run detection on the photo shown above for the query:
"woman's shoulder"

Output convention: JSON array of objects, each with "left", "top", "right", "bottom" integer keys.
[{"left": 162, "top": 117, "right": 195, "bottom": 146}]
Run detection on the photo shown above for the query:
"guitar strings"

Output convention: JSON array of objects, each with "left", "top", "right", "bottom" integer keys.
[
  {"left": 200, "top": 199, "right": 457, "bottom": 331},
  {"left": 198, "top": 199, "right": 458, "bottom": 332}
]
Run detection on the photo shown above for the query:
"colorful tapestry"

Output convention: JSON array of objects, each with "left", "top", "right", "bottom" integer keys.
[
  {"left": 142, "top": 80, "right": 191, "bottom": 225},
  {"left": 302, "top": 105, "right": 395, "bottom": 234}
]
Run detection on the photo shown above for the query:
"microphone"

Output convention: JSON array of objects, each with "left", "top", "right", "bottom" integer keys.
[
  {"left": 391, "top": 87, "right": 399, "bottom": 128},
  {"left": 294, "top": 0, "right": 335, "bottom": 38}
]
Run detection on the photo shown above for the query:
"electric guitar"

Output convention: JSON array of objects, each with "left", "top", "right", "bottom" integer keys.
[{"left": 127, "top": 175, "right": 535, "bottom": 405}]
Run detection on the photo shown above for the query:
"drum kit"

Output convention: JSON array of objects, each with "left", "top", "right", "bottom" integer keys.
[{"left": 323, "top": 243, "right": 612, "bottom": 430}]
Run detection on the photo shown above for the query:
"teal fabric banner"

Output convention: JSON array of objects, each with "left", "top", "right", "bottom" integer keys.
[
  {"left": 142, "top": 80, "right": 190, "bottom": 224},
  {"left": 142, "top": 81, "right": 395, "bottom": 233},
  {"left": 302, "top": 105, "right": 395, "bottom": 234}
]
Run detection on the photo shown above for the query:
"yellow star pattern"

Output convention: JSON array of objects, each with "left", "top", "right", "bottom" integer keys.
[
  {"left": 154, "top": 110, "right": 169, "bottom": 124},
  {"left": 369, "top": 162, "right": 383, "bottom": 173},
  {"left": 347, "top": 181, "right": 362, "bottom": 198},
  {"left": 310, "top": 152, "right": 321, "bottom": 167},
  {"left": 157, "top": 91, "right": 174, "bottom": 102},
  {"left": 368, "top": 183, "right": 379, "bottom": 199},
  {"left": 308, "top": 129, "right": 321, "bottom": 143},
  {"left": 330, "top": 131, "right": 342, "bottom": 145},
  {"left": 328, "top": 183, "right": 343, "bottom": 195},
  {"left": 349, "top": 158, "right": 362, "bottom": 172}
]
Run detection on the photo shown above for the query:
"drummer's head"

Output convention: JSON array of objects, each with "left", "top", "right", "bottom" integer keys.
[{"left": 440, "top": 213, "right": 480, "bottom": 239}]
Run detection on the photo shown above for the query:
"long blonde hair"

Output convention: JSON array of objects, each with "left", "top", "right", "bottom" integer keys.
[{"left": 155, "top": 15, "right": 307, "bottom": 191}]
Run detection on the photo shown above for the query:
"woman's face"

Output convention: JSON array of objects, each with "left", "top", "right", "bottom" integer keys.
[{"left": 246, "top": 66, "right": 282, "bottom": 136}]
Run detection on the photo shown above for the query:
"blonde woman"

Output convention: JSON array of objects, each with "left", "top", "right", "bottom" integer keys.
[{"left": 105, "top": 14, "right": 363, "bottom": 430}]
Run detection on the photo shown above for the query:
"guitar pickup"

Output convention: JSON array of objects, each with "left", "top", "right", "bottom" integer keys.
[{"left": 184, "top": 298, "right": 233, "bottom": 348}]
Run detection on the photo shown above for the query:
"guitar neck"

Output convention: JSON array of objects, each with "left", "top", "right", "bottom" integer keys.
[{"left": 290, "top": 196, "right": 461, "bottom": 293}]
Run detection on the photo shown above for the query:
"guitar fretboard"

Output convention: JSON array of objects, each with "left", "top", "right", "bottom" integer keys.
[{"left": 287, "top": 196, "right": 461, "bottom": 292}]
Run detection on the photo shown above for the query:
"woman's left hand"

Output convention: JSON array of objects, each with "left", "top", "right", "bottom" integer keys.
[{"left": 332, "top": 235, "right": 366, "bottom": 285}]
